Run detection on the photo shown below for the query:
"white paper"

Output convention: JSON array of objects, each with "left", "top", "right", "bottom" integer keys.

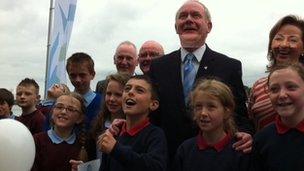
[{"left": 77, "top": 159, "right": 100, "bottom": 171}]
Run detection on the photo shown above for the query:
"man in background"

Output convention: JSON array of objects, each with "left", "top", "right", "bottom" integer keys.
[
  {"left": 138, "top": 40, "right": 164, "bottom": 74},
  {"left": 96, "top": 41, "right": 138, "bottom": 94}
]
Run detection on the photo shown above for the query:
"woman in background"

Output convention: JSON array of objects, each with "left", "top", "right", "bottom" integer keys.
[{"left": 249, "top": 15, "right": 304, "bottom": 131}]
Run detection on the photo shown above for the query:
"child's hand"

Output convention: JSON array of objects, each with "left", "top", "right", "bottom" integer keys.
[
  {"left": 232, "top": 132, "right": 252, "bottom": 153},
  {"left": 97, "top": 131, "right": 117, "bottom": 154},
  {"left": 69, "top": 159, "right": 83, "bottom": 171},
  {"left": 108, "top": 119, "right": 126, "bottom": 136}
]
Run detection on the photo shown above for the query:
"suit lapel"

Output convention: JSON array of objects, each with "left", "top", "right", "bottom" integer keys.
[
  {"left": 196, "top": 45, "right": 215, "bottom": 80},
  {"left": 170, "top": 50, "right": 184, "bottom": 97},
  {"left": 167, "top": 50, "right": 187, "bottom": 109}
]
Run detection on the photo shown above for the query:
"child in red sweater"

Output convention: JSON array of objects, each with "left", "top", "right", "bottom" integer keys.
[
  {"left": 98, "top": 75, "right": 167, "bottom": 171},
  {"left": 253, "top": 64, "right": 304, "bottom": 170},
  {"left": 174, "top": 79, "right": 249, "bottom": 171},
  {"left": 15, "top": 78, "right": 45, "bottom": 134}
]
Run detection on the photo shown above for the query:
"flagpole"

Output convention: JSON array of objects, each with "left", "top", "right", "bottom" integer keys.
[{"left": 44, "top": 0, "right": 55, "bottom": 98}]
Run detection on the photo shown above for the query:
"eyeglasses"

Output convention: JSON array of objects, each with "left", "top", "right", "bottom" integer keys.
[
  {"left": 53, "top": 104, "right": 80, "bottom": 114},
  {"left": 138, "top": 52, "right": 161, "bottom": 58}
]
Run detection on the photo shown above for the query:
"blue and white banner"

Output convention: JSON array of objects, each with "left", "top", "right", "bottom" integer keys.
[{"left": 45, "top": 0, "right": 77, "bottom": 94}]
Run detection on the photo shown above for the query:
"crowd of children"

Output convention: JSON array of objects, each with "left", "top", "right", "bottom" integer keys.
[{"left": 2, "top": 54, "right": 304, "bottom": 171}]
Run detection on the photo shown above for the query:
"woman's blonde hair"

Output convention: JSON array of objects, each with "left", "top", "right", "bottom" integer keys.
[{"left": 191, "top": 79, "right": 237, "bottom": 135}]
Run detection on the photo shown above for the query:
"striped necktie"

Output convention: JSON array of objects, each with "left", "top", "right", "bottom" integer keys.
[{"left": 183, "top": 53, "right": 196, "bottom": 103}]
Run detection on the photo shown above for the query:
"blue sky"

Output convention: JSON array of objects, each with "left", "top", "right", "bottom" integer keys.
[{"left": 1, "top": 0, "right": 303, "bottom": 96}]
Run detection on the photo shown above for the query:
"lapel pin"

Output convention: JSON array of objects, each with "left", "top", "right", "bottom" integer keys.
[{"left": 204, "top": 66, "right": 208, "bottom": 70}]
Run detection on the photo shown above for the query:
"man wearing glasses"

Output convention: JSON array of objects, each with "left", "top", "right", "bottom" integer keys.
[{"left": 138, "top": 40, "right": 164, "bottom": 74}]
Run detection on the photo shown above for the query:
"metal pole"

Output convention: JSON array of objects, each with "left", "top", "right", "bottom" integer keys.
[{"left": 44, "top": 0, "right": 55, "bottom": 99}]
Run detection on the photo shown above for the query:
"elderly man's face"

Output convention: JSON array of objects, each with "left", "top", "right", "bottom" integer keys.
[
  {"left": 138, "top": 42, "right": 164, "bottom": 74},
  {"left": 175, "top": 1, "right": 212, "bottom": 51},
  {"left": 114, "top": 44, "right": 138, "bottom": 75}
]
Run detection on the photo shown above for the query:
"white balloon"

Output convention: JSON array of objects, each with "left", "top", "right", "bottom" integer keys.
[{"left": 0, "top": 119, "right": 35, "bottom": 171}]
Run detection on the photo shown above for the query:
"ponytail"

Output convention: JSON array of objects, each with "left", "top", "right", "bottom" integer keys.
[{"left": 78, "top": 122, "right": 88, "bottom": 162}]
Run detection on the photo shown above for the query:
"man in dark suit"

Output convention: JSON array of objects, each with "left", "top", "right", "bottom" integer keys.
[{"left": 149, "top": 0, "right": 253, "bottom": 162}]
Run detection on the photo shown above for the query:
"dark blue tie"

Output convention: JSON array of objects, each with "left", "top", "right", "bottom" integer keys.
[{"left": 183, "top": 53, "right": 196, "bottom": 103}]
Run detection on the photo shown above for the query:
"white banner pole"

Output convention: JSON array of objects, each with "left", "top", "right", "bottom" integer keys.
[{"left": 44, "top": 0, "right": 77, "bottom": 97}]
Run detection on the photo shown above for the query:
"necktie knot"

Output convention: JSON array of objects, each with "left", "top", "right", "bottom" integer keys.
[{"left": 184, "top": 53, "right": 195, "bottom": 63}]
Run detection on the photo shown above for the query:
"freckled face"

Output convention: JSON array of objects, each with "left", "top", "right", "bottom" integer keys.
[
  {"left": 193, "top": 91, "right": 226, "bottom": 134},
  {"left": 269, "top": 68, "right": 304, "bottom": 123},
  {"left": 271, "top": 25, "right": 304, "bottom": 65}
]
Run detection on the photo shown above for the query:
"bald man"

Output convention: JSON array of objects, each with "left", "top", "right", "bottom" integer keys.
[
  {"left": 95, "top": 41, "right": 138, "bottom": 94},
  {"left": 138, "top": 40, "right": 164, "bottom": 74}
]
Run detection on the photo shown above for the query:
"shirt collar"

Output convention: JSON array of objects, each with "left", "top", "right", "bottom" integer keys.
[
  {"left": 181, "top": 44, "right": 206, "bottom": 63},
  {"left": 47, "top": 128, "right": 76, "bottom": 144},
  {"left": 275, "top": 115, "right": 304, "bottom": 134},
  {"left": 197, "top": 131, "right": 231, "bottom": 152},
  {"left": 120, "top": 118, "right": 150, "bottom": 136},
  {"left": 82, "top": 89, "right": 96, "bottom": 107}
]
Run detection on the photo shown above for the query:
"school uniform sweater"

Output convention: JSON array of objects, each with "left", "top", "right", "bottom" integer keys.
[
  {"left": 31, "top": 130, "right": 81, "bottom": 171},
  {"left": 100, "top": 119, "right": 168, "bottom": 171},
  {"left": 16, "top": 109, "right": 45, "bottom": 134},
  {"left": 252, "top": 116, "right": 304, "bottom": 171},
  {"left": 85, "top": 91, "right": 102, "bottom": 130},
  {"left": 173, "top": 133, "right": 250, "bottom": 171}
]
